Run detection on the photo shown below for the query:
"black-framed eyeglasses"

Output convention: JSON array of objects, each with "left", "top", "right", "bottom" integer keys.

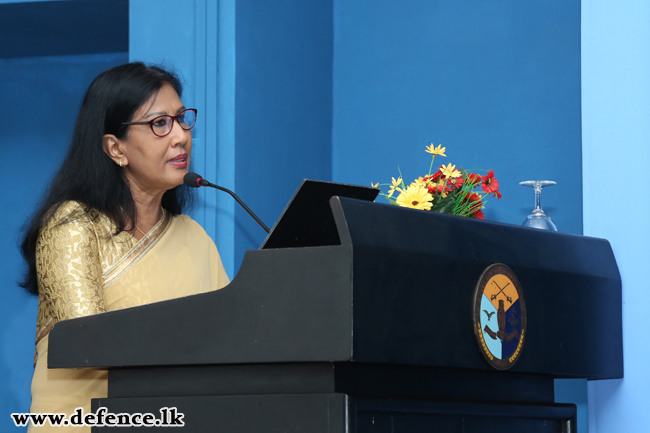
[{"left": 122, "top": 108, "right": 198, "bottom": 137}]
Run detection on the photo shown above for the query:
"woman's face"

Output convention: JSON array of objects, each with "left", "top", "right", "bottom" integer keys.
[{"left": 119, "top": 83, "right": 192, "bottom": 196}]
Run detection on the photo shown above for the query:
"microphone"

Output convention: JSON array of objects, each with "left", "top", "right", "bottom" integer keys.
[{"left": 184, "top": 172, "right": 270, "bottom": 234}]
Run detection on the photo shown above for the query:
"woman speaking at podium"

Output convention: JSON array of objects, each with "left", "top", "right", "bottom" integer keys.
[{"left": 19, "top": 62, "right": 229, "bottom": 431}]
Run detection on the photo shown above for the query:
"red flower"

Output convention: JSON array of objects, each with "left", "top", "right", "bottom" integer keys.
[
  {"left": 445, "top": 175, "right": 465, "bottom": 191},
  {"left": 467, "top": 173, "right": 482, "bottom": 187},
  {"left": 493, "top": 191, "right": 502, "bottom": 199},
  {"left": 426, "top": 183, "right": 444, "bottom": 195},
  {"left": 464, "top": 192, "right": 482, "bottom": 208},
  {"left": 430, "top": 170, "right": 443, "bottom": 182},
  {"left": 462, "top": 192, "right": 483, "bottom": 218},
  {"left": 481, "top": 170, "right": 499, "bottom": 194}
]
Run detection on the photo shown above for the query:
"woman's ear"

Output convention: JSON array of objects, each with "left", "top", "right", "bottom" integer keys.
[{"left": 103, "top": 134, "right": 128, "bottom": 168}]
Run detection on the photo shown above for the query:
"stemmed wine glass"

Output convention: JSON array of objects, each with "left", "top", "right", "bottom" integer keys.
[{"left": 520, "top": 180, "right": 557, "bottom": 231}]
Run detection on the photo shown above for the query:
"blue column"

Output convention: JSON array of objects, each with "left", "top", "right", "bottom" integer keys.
[{"left": 582, "top": 1, "right": 650, "bottom": 431}]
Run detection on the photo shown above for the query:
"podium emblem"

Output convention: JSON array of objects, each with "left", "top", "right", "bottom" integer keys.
[{"left": 473, "top": 264, "right": 526, "bottom": 370}]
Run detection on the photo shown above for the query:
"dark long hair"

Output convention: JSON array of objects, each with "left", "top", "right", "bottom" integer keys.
[{"left": 20, "top": 62, "right": 194, "bottom": 295}]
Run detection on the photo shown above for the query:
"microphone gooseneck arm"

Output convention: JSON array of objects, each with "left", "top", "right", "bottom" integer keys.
[
  {"left": 203, "top": 180, "right": 270, "bottom": 234},
  {"left": 184, "top": 172, "right": 270, "bottom": 234}
]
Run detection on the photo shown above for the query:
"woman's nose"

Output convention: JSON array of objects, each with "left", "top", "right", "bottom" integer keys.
[{"left": 168, "top": 119, "right": 188, "bottom": 145}]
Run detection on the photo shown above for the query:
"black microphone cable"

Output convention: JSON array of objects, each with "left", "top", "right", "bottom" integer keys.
[{"left": 183, "top": 172, "right": 270, "bottom": 234}]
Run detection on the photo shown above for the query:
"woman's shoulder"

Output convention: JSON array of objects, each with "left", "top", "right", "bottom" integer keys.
[
  {"left": 41, "top": 200, "right": 102, "bottom": 233},
  {"left": 51, "top": 200, "right": 98, "bottom": 218},
  {"left": 173, "top": 214, "right": 212, "bottom": 239},
  {"left": 174, "top": 214, "right": 206, "bottom": 230}
]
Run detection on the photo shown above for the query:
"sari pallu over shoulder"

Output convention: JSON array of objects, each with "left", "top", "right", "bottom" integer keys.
[
  {"left": 33, "top": 204, "right": 171, "bottom": 349},
  {"left": 102, "top": 210, "right": 172, "bottom": 289}
]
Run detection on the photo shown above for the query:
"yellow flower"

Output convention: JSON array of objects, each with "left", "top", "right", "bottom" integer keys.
[
  {"left": 441, "top": 163, "right": 461, "bottom": 178},
  {"left": 371, "top": 182, "right": 379, "bottom": 188},
  {"left": 411, "top": 176, "right": 428, "bottom": 187},
  {"left": 396, "top": 184, "right": 433, "bottom": 211},
  {"left": 387, "top": 177, "right": 403, "bottom": 198},
  {"left": 425, "top": 144, "right": 446, "bottom": 157}
]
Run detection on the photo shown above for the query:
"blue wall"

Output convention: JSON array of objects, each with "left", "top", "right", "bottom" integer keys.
[
  {"left": 333, "top": 0, "right": 583, "bottom": 234},
  {"left": 234, "top": 0, "right": 333, "bottom": 268},
  {"left": 0, "top": 53, "right": 128, "bottom": 432},
  {"left": 582, "top": 1, "right": 650, "bottom": 432},
  {"left": 0, "top": 0, "right": 127, "bottom": 58}
]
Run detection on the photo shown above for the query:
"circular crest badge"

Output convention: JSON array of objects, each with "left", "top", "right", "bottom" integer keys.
[{"left": 473, "top": 263, "right": 526, "bottom": 370}]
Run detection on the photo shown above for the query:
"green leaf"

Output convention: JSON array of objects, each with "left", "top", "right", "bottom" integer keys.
[{"left": 432, "top": 195, "right": 455, "bottom": 213}]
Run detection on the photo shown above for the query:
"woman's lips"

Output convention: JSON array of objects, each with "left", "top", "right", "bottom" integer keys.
[{"left": 168, "top": 153, "right": 188, "bottom": 168}]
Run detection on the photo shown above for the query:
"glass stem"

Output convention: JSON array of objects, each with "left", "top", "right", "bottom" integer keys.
[{"left": 534, "top": 186, "right": 543, "bottom": 213}]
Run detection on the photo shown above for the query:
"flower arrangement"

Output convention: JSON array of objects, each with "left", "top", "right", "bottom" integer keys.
[{"left": 372, "top": 144, "right": 501, "bottom": 219}]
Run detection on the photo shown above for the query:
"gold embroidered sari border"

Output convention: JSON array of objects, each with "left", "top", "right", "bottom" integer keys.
[
  {"left": 35, "top": 317, "right": 55, "bottom": 347},
  {"left": 102, "top": 210, "right": 172, "bottom": 288}
]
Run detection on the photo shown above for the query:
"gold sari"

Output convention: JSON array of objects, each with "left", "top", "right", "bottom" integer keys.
[{"left": 29, "top": 201, "right": 229, "bottom": 431}]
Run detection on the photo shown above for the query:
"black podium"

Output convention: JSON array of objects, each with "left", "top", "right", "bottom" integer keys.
[{"left": 49, "top": 182, "right": 622, "bottom": 432}]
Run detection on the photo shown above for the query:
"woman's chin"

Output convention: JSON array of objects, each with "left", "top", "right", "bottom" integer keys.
[{"left": 166, "top": 167, "right": 190, "bottom": 188}]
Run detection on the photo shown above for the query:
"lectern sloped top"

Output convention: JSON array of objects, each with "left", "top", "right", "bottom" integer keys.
[{"left": 48, "top": 181, "right": 623, "bottom": 380}]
